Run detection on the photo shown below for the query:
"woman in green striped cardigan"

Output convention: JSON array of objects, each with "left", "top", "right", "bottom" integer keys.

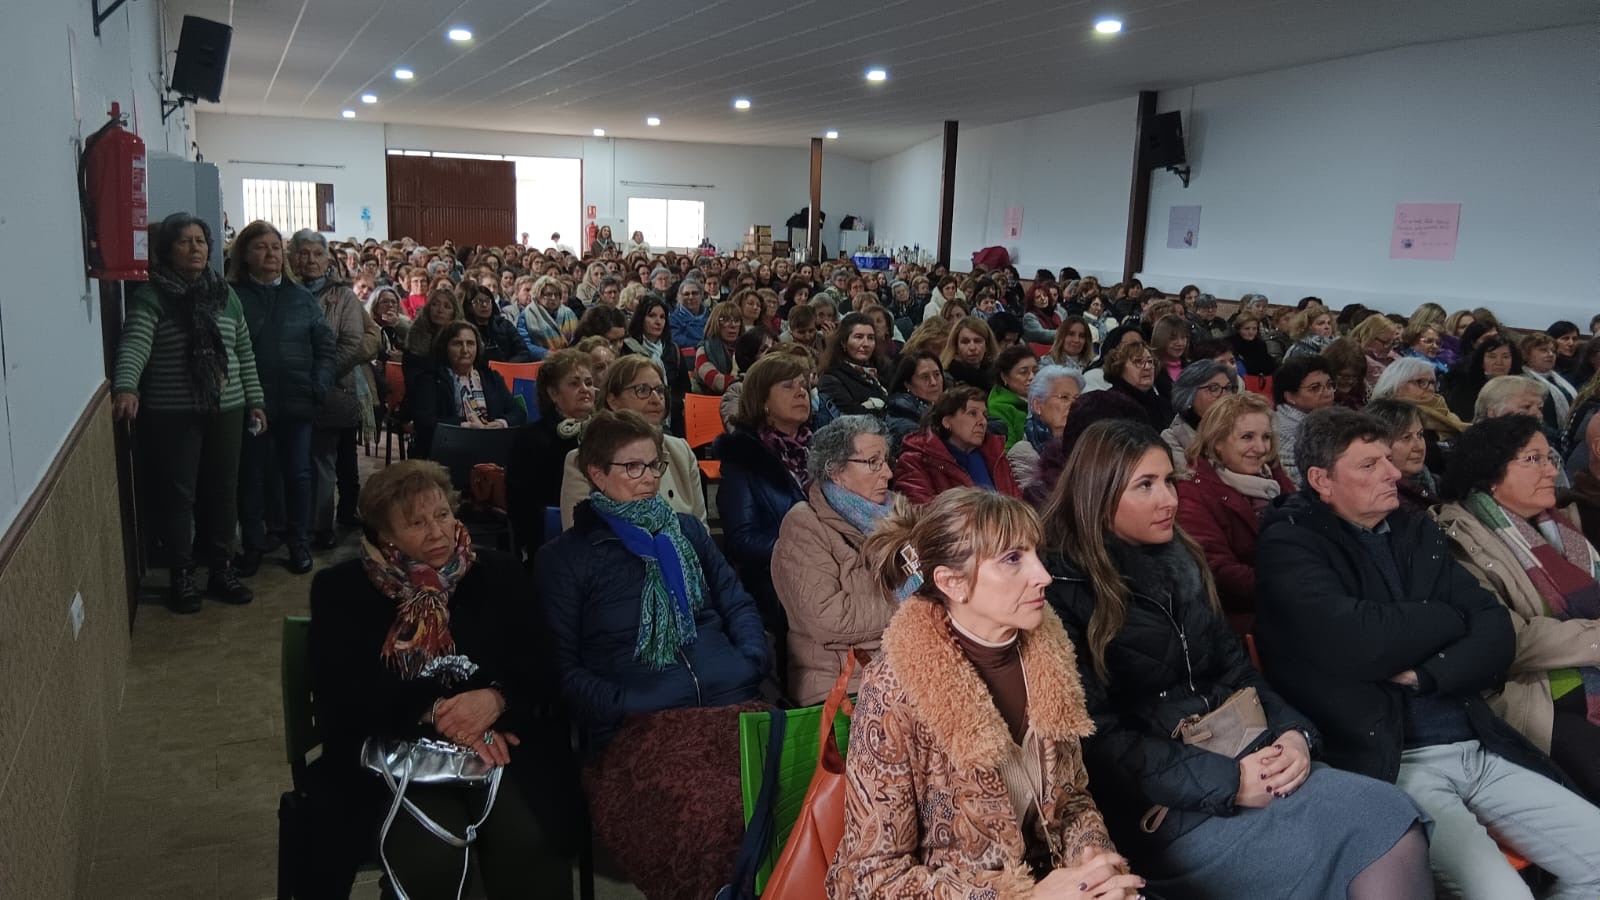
[{"left": 113, "top": 212, "right": 265, "bottom": 613}]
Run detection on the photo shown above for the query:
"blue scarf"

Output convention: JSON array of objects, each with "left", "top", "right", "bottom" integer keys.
[
  {"left": 820, "top": 480, "right": 917, "bottom": 602},
  {"left": 945, "top": 439, "right": 995, "bottom": 489},
  {"left": 589, "top": 493, "right": 706, "bottom": 668},
  {"left": 1023, "top": 414, "right": 1054, "bottom": 450}
]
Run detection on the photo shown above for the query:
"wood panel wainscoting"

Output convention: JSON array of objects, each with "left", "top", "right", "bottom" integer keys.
[
  {"left": 0, "top": 384, "right": 133, "bottom": 896},
  {"left": 386, "top": 155, "right": 516, "bottom": 247}
]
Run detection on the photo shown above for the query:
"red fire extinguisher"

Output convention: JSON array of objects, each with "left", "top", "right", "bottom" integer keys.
[{"left": 80, "top": 103, "right": 149, "bottom": 281}]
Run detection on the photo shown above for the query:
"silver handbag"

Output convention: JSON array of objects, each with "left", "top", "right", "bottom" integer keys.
[{"left": 361, "top": 736, "right": 504, "bottom": 900}]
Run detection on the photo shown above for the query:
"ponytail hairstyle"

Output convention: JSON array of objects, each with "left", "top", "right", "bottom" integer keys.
[
  {"left": 1041, "top": 419, "right": 1219, "bottom": 681},
  {"left": 862, "top": 488, "right": 1043, "bottom": 606}
]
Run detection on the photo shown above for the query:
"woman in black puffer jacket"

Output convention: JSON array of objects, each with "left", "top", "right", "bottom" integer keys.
[
  {"left": 229, "top": 220, "right": 335, "bottom": 575},
  {"left": 1040, "top": 419, "right": 1431, "bottom": 900}
]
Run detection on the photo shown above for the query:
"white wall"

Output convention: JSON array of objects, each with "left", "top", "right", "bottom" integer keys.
[
  {"left": 196, "top": 114, "right": 390, "bottom": 240},
  {"left": 0, "top": 0, "right": 188, "bottom": 531},
  {"left": 1139, "top": 25, "right": 1598, "bottom": 327},
  {"left": 867, "top": 98, "right": 1138, "bottom": 281},
  {"left": 201, "top": 117, "right": 871, "bottom": 254}
]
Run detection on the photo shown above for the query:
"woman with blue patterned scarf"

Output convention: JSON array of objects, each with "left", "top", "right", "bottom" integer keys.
[{"left": 537, "top": 410, "right": 768, "bottom": 899}]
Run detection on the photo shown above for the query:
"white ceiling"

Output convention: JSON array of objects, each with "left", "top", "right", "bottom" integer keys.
[{"left": 164, "top": 0, "right": 1590, "bottom": 160}]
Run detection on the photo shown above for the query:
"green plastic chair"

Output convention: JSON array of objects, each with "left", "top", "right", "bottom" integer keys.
[
  {"left": 281, "top": 615, "right": 317, "bottom": 782},
  {"left": 737, "top": 704, "right": 852, "bottom": 894}
]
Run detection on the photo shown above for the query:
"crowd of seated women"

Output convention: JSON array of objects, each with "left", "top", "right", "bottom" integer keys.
[{"left": 275, "top": 227, "right": 1600, "bottom": 898}]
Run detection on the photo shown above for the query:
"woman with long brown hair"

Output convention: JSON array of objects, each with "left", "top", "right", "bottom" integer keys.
[{"left": 1040, "top": 419, "right": 1431, "bottom": 899}]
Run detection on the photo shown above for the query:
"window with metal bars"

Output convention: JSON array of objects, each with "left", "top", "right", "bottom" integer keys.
[{"left": 241, "top": 178, "right": 334, "bottom": 234}]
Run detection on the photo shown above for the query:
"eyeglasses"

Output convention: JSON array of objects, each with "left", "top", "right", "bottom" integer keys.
[
  {"left": 606, "top": 458, "right": 669, "bottom": 479},
  {"left": 1196, "top": 383, "right": 1229, "bottom": 397},
  {"left": 1129, "top": 357, "right": 1156, "bottom": 369},
  {"left": 1406, "top": 377, "right": 1437, "bottom": 392},
  {"left": 622, "top": 383, "right": 669, "bottom": 399},
  {"left": 846, "top": 456, "right": 888, "bottom": 472},
  {"left": 539, "top": 290, "right": 563, "bottom": 299},
  {"left": 717, "top": 315, "right": 739, "bottom": 325},
  {"left": 1510, "top": 452, "right": 1558, "bottom": 469}
]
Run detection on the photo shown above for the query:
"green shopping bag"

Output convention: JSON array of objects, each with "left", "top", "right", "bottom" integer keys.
[{"left": 737, "top": 659, "right": 860, "bottom": 895}]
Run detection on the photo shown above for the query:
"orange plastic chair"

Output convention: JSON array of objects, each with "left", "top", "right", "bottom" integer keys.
[
  {"left": 682, "top": 393, "right": 726, "bottom": 482},
  {"left": 1244, "top": 633, "right": 1263, "bottom": 671},
  {"left": 488, "top": 360, "right": 541, "bottom": 391},
  {"left": 1244, "top": 374, "right": 1274, "bottom": 405},
  {"left": 1029, "top": 342, "right": 1052, "bottom": 358},
  {"left": 383, "top": 362, "right": 413, "bottom": 463},
  {"left": 1501, "top": 846, "right": 1531, "bottom": 872}
]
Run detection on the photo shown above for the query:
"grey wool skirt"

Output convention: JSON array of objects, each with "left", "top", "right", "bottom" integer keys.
[{"left": 1144, "top": 764, "right": 1428, "bottom": 900}]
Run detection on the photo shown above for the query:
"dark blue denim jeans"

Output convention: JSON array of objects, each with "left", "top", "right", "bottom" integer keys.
[{"left": 238, "top": 418, "right": 313, "bottom": 549}]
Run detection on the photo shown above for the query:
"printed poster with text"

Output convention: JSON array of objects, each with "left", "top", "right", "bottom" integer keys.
[
  {"left": 1004, "top": 207, "right": 1023, "bottom": 239},
  {"left": 1389, "top": 203, "right": 1460, "bottom": 260}
]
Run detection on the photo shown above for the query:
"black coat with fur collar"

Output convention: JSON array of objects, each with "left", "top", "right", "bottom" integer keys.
[{"left": 1044, "top": 539, "right": 1318, "bottom": 853}]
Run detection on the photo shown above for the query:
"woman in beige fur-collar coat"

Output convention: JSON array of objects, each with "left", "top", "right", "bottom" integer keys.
[{"left": 828, "top": 488, "right": 1141, "bottom": 900}]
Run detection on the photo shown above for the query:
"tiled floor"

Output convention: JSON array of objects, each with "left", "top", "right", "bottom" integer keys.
[{"left": 86, "top": 455, "right": 644, "bottom": 899}]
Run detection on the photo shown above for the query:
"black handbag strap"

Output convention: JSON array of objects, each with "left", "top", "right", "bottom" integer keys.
[{"left": 720, "top": 707, "right": 788, "bottom": 900}]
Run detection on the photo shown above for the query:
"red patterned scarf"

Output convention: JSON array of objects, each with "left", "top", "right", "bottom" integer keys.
[{"left": 362, "top": 521, "right": 476, "bottom": 679}]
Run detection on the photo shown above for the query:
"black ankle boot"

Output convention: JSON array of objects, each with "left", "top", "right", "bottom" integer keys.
[
  {"left": 207, "top": 565, "right": 255, "bottom": 605},
  {"left": 168, "top": 567, "right": 203, "bottom": 614}
]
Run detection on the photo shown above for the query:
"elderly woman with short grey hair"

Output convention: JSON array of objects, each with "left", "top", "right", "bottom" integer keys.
[
  {"left": 1007, "top": 365, "right": 1084, "bottom": 486},
  {"left": 1162, "top": 360, "right": 1239, "bottom": 474},
  {"left": 1370, "top": 356, "right": 1466, "bottom": 475},
  {"left": 289, "top": 228, "right": 378, "bottom": 551},
  {"left": 771, "top": 415, "right": 901, "bottom": 704}
]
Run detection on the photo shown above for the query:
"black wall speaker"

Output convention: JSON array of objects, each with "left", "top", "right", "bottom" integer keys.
[
  {"left": 1143, "top": 111, "right": 1187, "bottom": 170},
  {"left": 170, "top": 16, "right": 232, "bottom": 103}
]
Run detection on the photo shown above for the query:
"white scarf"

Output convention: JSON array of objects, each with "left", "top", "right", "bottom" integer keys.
[
  {"left": 1213, "top": 463, "right": 1282, "bottom": 501},
  {"left": 1527, "top": 368, "right": 1576, "bottom": 424}
]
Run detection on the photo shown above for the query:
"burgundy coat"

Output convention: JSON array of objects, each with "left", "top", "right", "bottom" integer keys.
[
  {"left": 1175, "top": 456, "right": 1296, "bottom": 636},
  {"left": 892, "top": 430, "right": 1022, "bottom": 505}
]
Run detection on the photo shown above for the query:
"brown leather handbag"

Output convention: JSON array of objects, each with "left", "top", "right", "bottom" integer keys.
[
  {"left": 1140, "top": 687, "right": 1268, "bottom": 833},
  {"left": 762, "top": 649, "right": 866, "bottom": 898}
]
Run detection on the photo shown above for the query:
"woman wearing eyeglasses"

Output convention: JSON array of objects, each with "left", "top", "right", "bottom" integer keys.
[
  {"left": 1162, "top": 360, "right": 1239, "bottom": 476},
  {"left": 1371, "top": 357, "right": 1466, "bottom": 476},
  {"left": 1271, "top": 356, "right": 1337, "bottom": 485},
  {"left": 1434, "top": 415, "right": 1600, "bottom": 803},
  {"left": 558, "top": 356, "right": 705, "bottom": 529},
  {"left": 537, "top": 409, "right": 768, "bottom": 898},
  {"left": 1104, "top": 342, "right": 1173, "bottom": 431},
  {"left": 772, "top": 416, "right": 902, "bottom": 705}
]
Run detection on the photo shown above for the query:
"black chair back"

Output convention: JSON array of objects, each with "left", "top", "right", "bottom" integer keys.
[{"left": 428, "top": 423, "right": 523, "bottom": 489}]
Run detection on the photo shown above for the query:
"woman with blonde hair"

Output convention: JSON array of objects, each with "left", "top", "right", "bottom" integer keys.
[
  {"left": 942, "top": 316, "right": 999, "bottom": 394},
  {"left": 575, "top": 261, "right": 607, "bottom": 305},
  {"left": 1283, "top": 305, "right": 1336, "bottom": 361},
  {"left": 557, "top": 355, "right": 704, "bottom": 528},
  {"left": 901, "top": 316, "right": 951, "bottom": 360},
  {"left": 691, "top": 300, "right": 744, "bottom": 394},
  {"left": 830, "top": 488, "right": 1144, "bottom": 899},
  {"left": 1350, "top": 315, "right": 1401, "bottom": 390},
  {"left": 1175, "top": 392, "right": 1296, "bottom": 635},
  {"left": 1042, "top": 419, "right": 1431, "bottom": 899}
]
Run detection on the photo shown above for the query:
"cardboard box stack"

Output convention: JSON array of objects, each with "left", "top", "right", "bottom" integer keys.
[{"left": 742, "top": 225, "right": 773, "bottom": 256}]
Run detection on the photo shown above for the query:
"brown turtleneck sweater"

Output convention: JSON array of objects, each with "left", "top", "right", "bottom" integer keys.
[{"left": 952, "top": 625, "right": 1029, "bottom": 744}]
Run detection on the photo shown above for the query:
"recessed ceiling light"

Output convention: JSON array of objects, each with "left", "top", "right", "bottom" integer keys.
[
  {"left": 393, "top": 68, "right": 414, "bottom": 80},
  {"left": 360, "top": 93, "right": 378, "bottom": 104},
  {"left": 645, "top": 116, "right": 661, "bottom": 127},
  {"left": 825, "top": 130, "right": 839, "bottom": 140},
  {"left": 1094, "top": 18, "right": 1123, "bottom": 34},
  {"left": 865, "top": 68, "right": 887, "bottom": 82},
  {"left": 341, "top": 109, "right": 356, "bottom": 119},
  {"left": 592, "top": 128, "right": 606, "bottom": 137},
  {"left": 447, "top": 27, "right": 472, "bottom": 42},
  {"left": 733, "top": 98, "right": 751, "bottom": 110}
]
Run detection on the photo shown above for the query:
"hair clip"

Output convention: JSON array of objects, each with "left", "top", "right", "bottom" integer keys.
[{"left": 899, "top": 545, "right": 921, "bottom": 579}]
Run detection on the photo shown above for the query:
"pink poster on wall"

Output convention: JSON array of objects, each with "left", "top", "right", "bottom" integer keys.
[
  {"left": 1390, "top": 203, "right": 1461, "bottom": 260},
  {"left": 1004, "top": 206, "right": 1023, "bottom": 239}
]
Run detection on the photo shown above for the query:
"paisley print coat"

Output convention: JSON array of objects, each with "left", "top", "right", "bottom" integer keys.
[{"left": 827, "top": 598, "right": 1118, "bottom": 898}]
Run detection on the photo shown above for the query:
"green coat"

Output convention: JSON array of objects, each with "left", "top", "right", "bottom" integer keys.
[
  {"left": 987, "top": 385, "right": 1028, "bottom": 449},
  {"left": 113, "top": 282, "right": 263, "bottom": 414}
]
